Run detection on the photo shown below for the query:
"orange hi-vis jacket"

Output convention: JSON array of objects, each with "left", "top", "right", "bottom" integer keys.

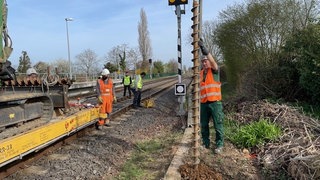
[
  {"left": 98, "top": 78, "right": 114, "bottom": 114},
  {"left": 200, "top": 68, "right": 222, "bottom": 103}
]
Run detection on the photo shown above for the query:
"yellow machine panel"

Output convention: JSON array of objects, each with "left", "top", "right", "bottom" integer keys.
[{"left": 0, "top": 108, "right": 99, "bottom": 166}]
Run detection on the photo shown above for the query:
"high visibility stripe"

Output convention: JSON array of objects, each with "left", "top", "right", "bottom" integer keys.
[
  {"left": 200, "top": 92, "right": 221, "bottom": 99},
  {"left": 99, "top": 113, "right": 107, "bottom": 119},
  {"left": 200, "top": 84, "right": 221, "bottom": 90},
  {"left": 101, "top": 93, "right": 111, "bottom": 96}
]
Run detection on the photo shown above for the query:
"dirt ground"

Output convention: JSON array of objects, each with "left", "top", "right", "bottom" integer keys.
[
  {"left": 179, "top": 141, "right": 260, "bottom": 180},
  {"left": 178, "top": 98, "right": 320, "bottom": 180}
]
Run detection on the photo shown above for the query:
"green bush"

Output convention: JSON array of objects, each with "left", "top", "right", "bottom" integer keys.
[{"left": 226, "top": 119, "right": 282, "bottom": 149}]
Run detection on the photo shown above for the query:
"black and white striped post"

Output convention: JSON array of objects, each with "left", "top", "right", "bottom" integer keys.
[
  {"left": 176, "top": 5, "right": 183, "bottom": 84},
  {"left": 169, "top": 0, "right": 187, "bottom": 118},
  {"left": 176, "top": 5, "right": 185, "bottom": 117}
]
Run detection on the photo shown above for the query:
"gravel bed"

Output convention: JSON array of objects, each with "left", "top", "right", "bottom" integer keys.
[{"left": 5, "top": 88, "right": 183, "bottom": 179}]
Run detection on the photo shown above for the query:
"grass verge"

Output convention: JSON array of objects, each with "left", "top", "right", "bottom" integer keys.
[{"left": 117, "top": 131, "right": 183, "bottom": 180}]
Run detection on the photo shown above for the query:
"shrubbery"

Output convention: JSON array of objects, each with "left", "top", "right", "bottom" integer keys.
[{"left": 225, "top": 119, "right": 282, "bottom": 149}]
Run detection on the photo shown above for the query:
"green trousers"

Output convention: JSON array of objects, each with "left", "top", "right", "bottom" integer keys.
[{"left": 200, "top": 101, "right": 224, "bottom": 148}]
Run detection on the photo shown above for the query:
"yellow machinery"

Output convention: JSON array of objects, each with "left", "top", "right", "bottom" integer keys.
[
  {"left": 0, "top": 0, "right": 99, "bottom": 169},
  {"left": 0, "top": 0, "right": 72, "bottom": 129}
]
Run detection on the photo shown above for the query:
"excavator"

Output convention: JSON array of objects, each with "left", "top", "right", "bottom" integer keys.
[{"left": 0, "top": 0, "right": 70, "bottom": 130}]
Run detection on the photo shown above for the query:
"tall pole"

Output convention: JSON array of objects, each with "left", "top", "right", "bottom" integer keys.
[
  {"left": 199, "top": 0, "right": 202, "bottom": 37},
  {"left": 176, "top": 5, "right": 182, "bottom": 84},
  {"left": 176, "top": 5, "right": 186, "bottom": 116},
  {"left": 191, "top": 0, "right": 201, "bottom": 167},
  {"left": 65, "top": 18, "right": 73, "bottom": 79}
]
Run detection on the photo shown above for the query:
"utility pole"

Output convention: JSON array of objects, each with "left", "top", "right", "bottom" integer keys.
[{"left": 65, "top": 18, "right": 73, "bottom": 79}]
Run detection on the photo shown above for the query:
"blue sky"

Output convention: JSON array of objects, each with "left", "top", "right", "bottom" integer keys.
[{"left": 7, "top": 0, "right": 243, "bottom": 69}]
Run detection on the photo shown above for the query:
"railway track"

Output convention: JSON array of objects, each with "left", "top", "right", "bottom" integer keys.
[{"left": 0, "top": 75, "right": 185, "bottom": 178}]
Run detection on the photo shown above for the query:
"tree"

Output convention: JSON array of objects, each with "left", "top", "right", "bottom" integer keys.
[
  {"left": 104, "top": 62, "right": 117, "bottom": 73},
  {"left": 75, "top": 49, "right": 100, "bottom": 80},
  {"left": 216, "top": 0, "right": 318, "bottom": 94},
  {"left": 33, "top": 61, "right": 49, "bottom": 74},
  {"left": 284, "top": 23, "right": 320, "bottom": 104},
  {"left": 201, "top": 20, "right": 223, "bottom": 62},
  {"left": 153, "top": 60, "right": 164, "bottom": 74},
  {"left": 138, "top": 8, "right": 152, "bottom": 72},
  {"left": 104, "top": 44, "right": 128, "bottom": 73},
  {"left": 17, "top": 51, "right": 31, "bottom": 73},
  {"left": 126, "top": 47, "right": 141, "bottom": 72},
  {"left": 119, "top": 50, "right": 126, "bottom": 71},
  {"left": 51, "top": 59, "right": 69, "bottom": 76},
  {"left": 165, "top": 59, "right": 178, "bottom": 74}
]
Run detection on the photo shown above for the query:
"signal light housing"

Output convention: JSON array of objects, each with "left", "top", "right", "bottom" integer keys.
[{"left": 168, "top": 0, "right": 188, "bottom": 6}]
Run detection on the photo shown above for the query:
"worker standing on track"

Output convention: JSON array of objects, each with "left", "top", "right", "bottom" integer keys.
[
  {"left": 122, "top": 71, "right": 132, "bottom": 98},
  {"left": 199, "top": 38, "right": 224, "bottom": 154},
  {"left": 132, "top": 71, "right": 146, "bottom": 108},
  {"left": 96, "top": 68, "right": 117, "bottom": 129}
]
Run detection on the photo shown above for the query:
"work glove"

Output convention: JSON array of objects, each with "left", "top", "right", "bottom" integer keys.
[
  {"left": 98, "top": 96, "right": 103, "bottom": 104},
  {"left": 113, "top": 96, "right": 117, "bottom": 103},
  {"left": 198, "top": 38, "right": 209, "bottom": 56}
]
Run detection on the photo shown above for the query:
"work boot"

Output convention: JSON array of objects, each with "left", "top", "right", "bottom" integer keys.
[
  {"left": 95, "top": 122, "right": 101, "bottom": 130},
  {"left": 214, "top": 147, "right": 223, "bottom": 154},
  {"left": 104, "top": 118, "right": 111, "bottom": 127}
]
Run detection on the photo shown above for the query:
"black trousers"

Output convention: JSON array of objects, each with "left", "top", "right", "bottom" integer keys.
[
  {"left": 123, "top": 85, "right": 131, "bottom": 97},
  {"left": 133, "top": 90, "right": 141, "bottom": 107}
]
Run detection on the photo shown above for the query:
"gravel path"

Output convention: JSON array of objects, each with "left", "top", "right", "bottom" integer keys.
[{"left": 5, "top": 88, "right": 183, "bottom": 179}]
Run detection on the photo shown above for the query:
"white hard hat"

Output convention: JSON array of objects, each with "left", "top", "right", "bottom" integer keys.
[
  {"left": 26, "top": 68, "right": 38, "bottom": 76},
  {"left": 101, "top": 69, "right": 110, "bottom": 76}
]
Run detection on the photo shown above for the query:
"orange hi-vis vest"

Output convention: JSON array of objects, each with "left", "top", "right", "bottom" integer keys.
[
  {"left": 200, "top": 68, "right": 222, "bottom": 103},
  {"left": 98, "top": 78, "right": 113, "bottom": 114}
]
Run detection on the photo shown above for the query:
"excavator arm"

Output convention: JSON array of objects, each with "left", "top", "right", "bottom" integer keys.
[{"left": 0, "top": 0, "right": 15, "bottom": 81}]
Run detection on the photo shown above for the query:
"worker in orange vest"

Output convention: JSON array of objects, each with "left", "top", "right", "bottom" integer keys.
[
  {"left": 96, "top": 68, "right": 117, "bottom": 129},
  {"left": 199, "top": 38, "right": 224, "bottom": 154}
]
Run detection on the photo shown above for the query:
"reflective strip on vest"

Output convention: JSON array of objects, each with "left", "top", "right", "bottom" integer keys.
[
  {"left": 200, "top": 84, "right": 221, "bottom": 90},
  {"left": 101, "top": 93, "right": 111, "bottom": 96},
  {"left": 200, "top": 92, "right": 222, "bottom": 99}
]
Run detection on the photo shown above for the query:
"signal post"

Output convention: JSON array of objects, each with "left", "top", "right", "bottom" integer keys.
[{"left": 169, "top": 0, "right": 188, "bottom": 119}]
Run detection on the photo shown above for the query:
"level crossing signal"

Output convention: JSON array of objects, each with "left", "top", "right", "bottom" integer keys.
[
  {"left": 168, "top": 0, "right": 188, "bottom": 6},
  {"left": 175, "top": 84, "right": 186, "bottom": 96}
]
